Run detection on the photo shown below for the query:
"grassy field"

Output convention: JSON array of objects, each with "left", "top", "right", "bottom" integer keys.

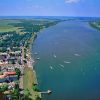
[
  {"left": 0, "top": 26, "right": 24, "bottom": 33},
  {"left": 0, "top": 19, "right": 24, "bottom": 33},
  {"left": 0, "top": 19, "right": 61, "bottom": 33},
  {"left": 23, "top": 67, "right": 40, "bottom": 100},
  {"left": 0, "top": 19, "right": 21, "bottom": 27}
]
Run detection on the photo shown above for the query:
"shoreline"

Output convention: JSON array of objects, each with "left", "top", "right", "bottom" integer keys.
[
  {"left": 0, "top": 19, "right": 63, "bottom": 99},
  {"left": 24, "top": 20, "right": 63, "bottom": 99},
  {"left": 24, "top": 32, "right": 42, "bottom": 99},
  {"left": 89, "top": 21, "right": 100, "bottom": 30}
]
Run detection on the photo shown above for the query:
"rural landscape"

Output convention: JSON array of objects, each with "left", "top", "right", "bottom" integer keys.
[
  {"left": 0, "top": 0, "right": 100, "bottom": 100},
  {"left": 0, "top": 18, "right": 61, "bottom": 100},
  {"left": 0, "top": 17, "right": 100, "bottom": 100}
]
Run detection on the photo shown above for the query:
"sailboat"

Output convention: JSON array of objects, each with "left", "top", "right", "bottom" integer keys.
[{"left": 53, "top": 54, "right": 57, "bottom": 58}]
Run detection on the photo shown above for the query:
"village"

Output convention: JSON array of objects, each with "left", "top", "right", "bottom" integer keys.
[
  {"left": 0, "top": 45, "right": 41, "bottom": 100},
  {"left": 0, "top": 46, "right": 25, "bottom": 99},
  {"left": 0, "top": 19, "right": 60, "bottom": 100}
]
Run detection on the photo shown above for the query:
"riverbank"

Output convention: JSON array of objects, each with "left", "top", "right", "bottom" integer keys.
[
  {"left": 0, "top": 18, "right": 63, "bottom": 99},
  {"left": 23, "top": 19, "right": 64, "bottom": 99},
  {"left": 31, "top": 20, "right": 100, "bottom": 100},
  {"left": 89, "top": 21, "right": 100, "bottom": 30},
  {"left": 23, "top": 67, "right": 41, "bottom": 100},
  {"left": 23, "top": 32, "right": 41, "bottom": 100}
]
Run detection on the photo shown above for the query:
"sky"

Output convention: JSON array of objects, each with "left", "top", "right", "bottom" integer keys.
[{"left": 0, "top": 0, "right": 100, "bottom": 17}]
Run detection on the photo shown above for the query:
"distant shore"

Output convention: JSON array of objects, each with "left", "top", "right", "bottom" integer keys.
[{"left": 89, "top": 21, "right": 100, "bottom": 30}]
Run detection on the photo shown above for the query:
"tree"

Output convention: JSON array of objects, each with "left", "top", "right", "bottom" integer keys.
[
  {"left": 12, "top": 84, "right": 20, "bottom": 100},
  {"left": 35, "top": 96, "right": 41, "bottom": 100},
  {"left": 0, "top": 85, "right": 8, "bottom": 92},
  {"left": 0, "top": 92, "right": 6, "bottom": 100},
  {"left": 32, "top": 83, "right": 39, "bottom": 92},
  {"left": 15, "top": 68, "right": 21, "bottom": 79},
  {"left": 24, "top": 89, "right": 31, "bottom": 100},
  {"left": 12, "top": 88, "right": 19, "bottom": 100}
]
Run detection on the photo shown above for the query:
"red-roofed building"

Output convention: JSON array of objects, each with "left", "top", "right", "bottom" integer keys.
[{"left": 3, "top": 72, "right": 16, "bottom": 76}]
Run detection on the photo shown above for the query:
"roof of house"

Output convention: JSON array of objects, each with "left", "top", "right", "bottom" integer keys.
[
  {"left": 0, "top": 53, "right": 7, "bottom": 55},
  {"left": 8, "top": 57, "right": 17, "bottom": 60},
  {"left": 0, "top": 75, "right": 6, "bottom": 79},
  {"left": 0, "top": 75, "right": 18, "bottom": 83},
  {"left": 0, "top": 55, "right": 7, "bottom": 61},
  {"left": 0, "top": 72, "right": 16, "bottom": 79},
  {"left": 4, "top": 72, "right": 16, "bottom": 76},
  {"left": 10, "top": 51, "right": 21, "bottom": 54}
]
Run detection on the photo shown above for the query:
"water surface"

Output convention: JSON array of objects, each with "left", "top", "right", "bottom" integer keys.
[{"left": 32, "top": 21, "right": 100, "bottom": 100}]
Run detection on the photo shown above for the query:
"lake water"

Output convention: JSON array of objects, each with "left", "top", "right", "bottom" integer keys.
[{"left": 32, "top": 20, "right": 100, "bottom": 100}]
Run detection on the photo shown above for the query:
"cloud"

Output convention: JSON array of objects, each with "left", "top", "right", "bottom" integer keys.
[{"left": 65, "top": 0, "right": 80, "bottom": 3}]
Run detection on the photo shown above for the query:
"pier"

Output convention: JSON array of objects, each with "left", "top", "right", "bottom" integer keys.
[{"left": 40, "top": 90, "right": 52, "bottom": 94}]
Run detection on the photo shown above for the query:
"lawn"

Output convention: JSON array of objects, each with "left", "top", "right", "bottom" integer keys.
[
  {"left": 0, "top": 26, "right": 23, "bottom": 33},
  {"left": 0, "top": 19, "right": 61, "bottom": 33},
  {"left": 0, "top": 19, "right": 24, "bottom": 33},
  {"left": 23, "top": 67, "right": 40, "bottom": 100}
]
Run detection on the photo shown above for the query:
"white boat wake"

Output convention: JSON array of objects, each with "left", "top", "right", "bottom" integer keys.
[
  {"left": 74, "top": 53, "right": 80, "bottom": 56},
  {"left": 59, "top": 64, "right": 64, "bottom": 68},
  {"left": 64, "top": 61, "right": 71, "bottom": 64}
]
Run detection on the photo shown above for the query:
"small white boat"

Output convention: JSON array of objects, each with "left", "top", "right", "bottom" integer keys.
[
  {"left": 53, "top": 54, "right": 57, "bottom": 58},
  {"left": 34, "top": 52, "right": 38, "bottom": 55},
  {"left": 50, "top": 66, "right": 53, "bottom": 70},
  {"left": 59, "top": 64, "right": 64, "bottom": 68},
  {"left": 74, "top": 54, "right": 80, "bottom": 56},
  {"left": 36, "top": 58, "right": 40, "bottom": 60},
  {"left": 64, "top": 61, "right": 71, "bottom": 64}
]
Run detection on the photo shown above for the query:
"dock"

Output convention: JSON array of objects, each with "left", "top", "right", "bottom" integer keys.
[{"left": 40, "top": 90, "right": 52, "bottom": 94}]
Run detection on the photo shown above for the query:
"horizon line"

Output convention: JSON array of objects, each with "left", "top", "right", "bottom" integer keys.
[{"left": 0, "top": 15, "right": 100, "bottom": 18}]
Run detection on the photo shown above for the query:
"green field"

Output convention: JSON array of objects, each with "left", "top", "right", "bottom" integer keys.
[
  {"left": 0, "top": 19, "right": 61, "bottom": 33},
  {"left": 0, "top": 26, "right": 24, "bottom": 33},
  {"left": 23, "top": 67, "right": 40, "bottom": 100},
  {"left": 0, "top": 19, "right": 61, "bottom": 51},
  {"left": 0, "top": 19, "right": 23, "bottom": 33}
]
